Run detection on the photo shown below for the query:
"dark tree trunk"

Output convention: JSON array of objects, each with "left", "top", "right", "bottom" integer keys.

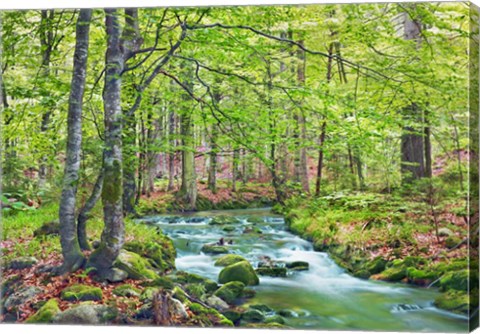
[
  {"left": 424, "top": 109, "right": 432, "bottom": 178},
  {"left": 232, "top": 147, "right": 239, "bottom": 193},
  {"left": 87, "top": 9, "right": 125, "bottom": 279},
  {"left": 401, "top": 103, "right": 425, "bottom": 182},
  {"left": 179, "top": 112, "right": 197, "bottom": 210},
  {"left": 78, "top": 168, "right": 104, "bottom": 251},
  {"left": 57, "top": 9, "right": 92, "bottom": 273}
]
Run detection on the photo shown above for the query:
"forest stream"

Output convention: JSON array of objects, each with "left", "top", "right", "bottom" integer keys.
[{"left": 138, "top": 208, "right": 468, "bottom": 332}]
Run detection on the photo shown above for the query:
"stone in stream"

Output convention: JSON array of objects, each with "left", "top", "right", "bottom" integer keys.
[
  {"left": 246, "top": 216, "right": 264, "bottom": 224},
  {"left": 201, "top": 243, "right": 229, "bottom": 254},
  {"left": 209, "top": 215, "right": 241, "bottom": 225},
  {"left": 256, "top": 267, "right": 287, "bottom": 277},
  {"left": 241, "top": 308, "right": 265, "bottom": 323},
  {"left": 285, "top": 261, "right": 309, "bottom": 271},
  {"left": 218, "top": 261, "right": 259, "bottom": 286},
  {"left": 249, "top": 304, "right": 274, "bottom": 313},
  {"left": 214, "top": 254, "right": 247, "bottom": 267},
  {"left": 214, "top": 281, "right": 245, "bottom": 303}
]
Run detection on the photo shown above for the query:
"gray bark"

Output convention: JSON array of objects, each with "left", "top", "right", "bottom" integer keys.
[
  {"left": 179, "top": 112, "right": 197, "bottom": 210},
  {"left": 87, "top": 9, "right": 125, "bottom": 279},
  {"left": 207, "top": 125, "right": 218, "bottom": 193},
  {"left": 167, "top": 110, "right": 176, "bottom": 191},
  {"left": 57, "top": 9, "right": 92, "bottom": 273},
  {"left": 78, "top": 168, "right": 104, "bottom": 251}
]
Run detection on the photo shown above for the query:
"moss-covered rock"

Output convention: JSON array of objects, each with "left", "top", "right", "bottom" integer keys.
[
  {"left": 353, "top": 269, "right": 371, "bottom": 279},
  {"left": 278, "top": 309, "right": 296, "bottom": 318},
  {"left": 365, "top": 257, "right": 387, "bottom": 275},
  {"left": 439, "top": 270, "right": 470, "bottom": 292},
  {"left": 140, "top": 287, "right": 159, "bottom": 302},
  {"left": 242, "top": 288, "right": 256, "bottom": 298},
  {"left": 406, "top": 267, "right": 437, "bottom": 286},
  {"left": 172, "top": 286, "right": 188, "bottom": 303},
  {"left": 214, "top": 281, "right": 245, "bottom": 303},
  {"left": 243, "top": 227, "right": 263, "bottom": 234},
  {"left": 222, "top": 226, "right": 236, "bottom": 232},
  {"left": 33, "top": 221, "right": 60, "bottom": 237},
  {"left": 112, "top": 284, "right": 141, "bottom": 298},
  {"left": 222, "top": 310, "right": 242, "bottom": 323},
  {"left": 141, "top": 276, "right": 175, "bottom": 290},
  {"left": 53, "top": 303, "right": 118, "bottom": 324},
  {"left": 114, "top": 250, "right": 159, "bottom": 280},
  {"left": 173, "top": 271, "right": 218, "bottom": 293},
  {"left": 218, "top": 261, "right": 259, "bottom": 286},
  {"left": 246, "top": 216, "right": 264, "bottom": 224},
  {"left": 256, "top": 267, "right": 287, "bottom": 277},
  {"left": 25, "top": 299, "right": 60, "bottom": 323},
  {"left": 249, "top": 304, "right": 273, "bottom": 313},
  {"left": 214, "top": 254, "right": 247, "bottom": 267},
  {"left": 210, "top": 215, "right": 241, "bottom": 225},
  {"left": 124, "top": 238, "right": 176, "bottom": 273},
  {"left": 376, "top": 266, "right": 407, "bottom": 282},
  {"left": 286, "top": 261, "right": 309, "bottom": 271},
  {"left": 244, "top": 322, "right": 289, "bottom": 329},
  {"left": 438, "top": 228, "right": 454, "bottom": 237},
  {"left": 201, "top": 244, "right": 229, "bottom": 254},
  {"left": 205, "top": 295, "right": 229, "bottom": 312},
  {"left": 241, "top": 308, "right": 265, "bottom": 323},
  {"left": 434, "top": 290, "right": 470, "bottom": 314},
  {"left": 60, "top": 285, "right": 103, "bottom": 302}
]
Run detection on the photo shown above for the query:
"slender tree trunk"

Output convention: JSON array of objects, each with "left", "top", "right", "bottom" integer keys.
[
  {"left": 167, "top": 110, "right": 176, "bottom": 191},
  {"left": 87, "top": 9, "right": 125, "bottom": 279},
  {"left": 232, "top": 147, "right": 239, "bottom": 192},
  {"left": 57, "top": 9, "right": 92, "bottom": 273},
  {"left": 208, "top": 125, "right": 218, "bottom": 193},
  {"left": 38, "top": 10, "right": 55, "bottom": 188},
  {"left": 424, "top": 108, "right": 432, "bottom": 178},
  {"left": 451, "top": 115, "right": 465, "bottom": 191},
  {"left": 78, "top": 168, "right": 104, "bottom": 251}
]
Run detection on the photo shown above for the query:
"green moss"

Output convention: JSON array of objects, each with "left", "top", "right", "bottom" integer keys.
[
  {"left": 244, "top": 322, "right": 289, "bottom": 329},
  {"left": 265, "top": 315, "right": 285, "bottom": 324},
  {"left": 102, "top": 160, "right": 122, "bottom": 203},
  {"left": 222, "top": 226, "right": 236, "bottom": 232},
  {"left": 214, "top": 281, "right": 245, "bottom": 303},
  {"left": 173, "top": 271, "right": 217, "bottom": 293},
  {"left": 61, "top": 284, "right": 103, "bottom": 302},
  {"left": 201, "top": 244, "right": 229, "bottom": 254},
  {"left": 124, "top": 239, "right": 176, "bottom": 273},
  {"left": 210, "top": 215, "right": 241, "bottom": 225},
  {"left": 246, "top": 216, "right": 264, "bottom": 224},
  {"left": 172, "top": 286, "right": 187, "bottom": 303},
  {"left": 353, "top": 269, "right": 371, "bottom": 279},
  {"left": 218, "top": 318, "right": 234, "bottom": 327},
  {"left": 241, "top": 308, "right": 265, "bottom": 323},
  {"left": 142, "top": 276, "right": 175, "bottom": 290},
  {"left": 406, "top": 267, "right": 437, "bottom": 285},
  {"left": 445, "top": 236, "right": 462, "bottom": 249},
  {"left": 218, "top": 261, "right": 259, "bottom": 286},
  {"left": 214, "top": 254, "right": 247, "bottom": 267},
  {"left": 365, "top": 257, "right": 387, "bottom": 275},
  {"left": 376, "top": 266, "right": 407, "bottom": 282},
  {"left": 434, "top": 290, "right": 470, "bottom": 314},
  {"left": 249, "top": 304, "right": 273, "bottom": 313},
  {"left": 439, "top": 270, "right": 470, "bottom": 292},
  {"left": 222, "top": 310, "right": 242, "bottom": 322},
  {"left": 25, "top": 299, "right": 60, "bottom": 323},
  {"left": 140, "top": 287, "right": 159, "bottom": 301},
  {"left": 112, "top": 284, "right": 141, "bottom": 297},
  {"left": 114, "top": 250, "right": 159, "bottom": 280}
]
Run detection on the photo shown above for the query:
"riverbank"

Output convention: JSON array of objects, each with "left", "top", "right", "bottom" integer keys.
[{"left": 274, "top": 192, "right": 477, "bottom": 317}]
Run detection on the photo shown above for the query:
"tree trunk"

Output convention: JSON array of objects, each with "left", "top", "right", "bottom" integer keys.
[
  {"left": 167, "top": 110, "right": 176, "bottom": 191},
  {"left": 208, "top": 125, "right": 218, "bottom": 194},
  {"left": 232, "top": 147, "right": 239, "bottom": 192},
  {"left": 78, "top": 168, "right": 104, "bottom": 251},
  {"left": 57, "top": 9, "right": 92, "bottom": 273},
  {"left": 87, "top": 9, "right": 125, "bottom": 279},
  {"left": 179, "top": 112, "right": 197, "bottom": 210},
  {"left": 424, "top": 108, "right": 432, "bottom": 178}
]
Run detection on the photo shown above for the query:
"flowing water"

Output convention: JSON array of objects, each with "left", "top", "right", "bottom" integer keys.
[{"left": 138, "top": 208, "right": 468, "bottom": 332}]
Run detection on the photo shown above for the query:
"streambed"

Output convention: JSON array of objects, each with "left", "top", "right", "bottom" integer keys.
[{"left": 138, "top": 208, "right": 468, "bottom": 332}]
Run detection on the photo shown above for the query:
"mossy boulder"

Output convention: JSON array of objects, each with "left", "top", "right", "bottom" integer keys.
[
  {"left": 256, "top": 267, "right": 287, "bottom": 277},
  {"left": 3, "top": 286, "right": 42, "bottom": 312},
  {"left": 376, "top": 266, "right": 406, "bottom": 282},
  {"left": 210, "top": 215, "right": 241, "bottom": 225},
  {"left": 222, "top": 310, "right": 242, "bottom": 323},
  {"left": 250, "top": 304, "right": 273, "bottom": 313},
  {"left": 439, "top": 270, "right": 470, "bottom": 292},
  {"left": 112, "top": 284, "right": 141, "bottom": 298},
  {"left": 242, "top": 308, "right": 265, "bottom": 323},
  {"left": 141, "top": 276, "right": 175, "bottom": 290},
  {"left": 434, "top": 290, "right": 470, "bottom": 314},
  {"left": 218, "top": 261, "right": 259, "bottom": 286},
  {"left": 6, "top": 256, "right": 38, "bottom": 270},
  {"left": 366, "top": 257, "right": 387, "bottom": 275},
  {"left": 243, "top": 227, "right": 263, "bottom": 234},
  {"left": 172, "top": 286, "right": 188, "bottom": 303},
  {"left": 53, "top": 303, "right": 118, "bottom": 324},
  {"left": 33, "top": 221, "right": 60, "bottom": 237},
  {"left": 205, "top": 295, "right": 229, "bottom": 311},
  {"left": 223, "top": 226, "right": 236, "bottom": 232},
  {"left": 445, "top": 236, "right": 462, "bottom": 249},
  {"left": 214, "top": 281, "right": 245, "bottom": 303},
  {"left": 214, "top": 254, "right": 247, "bottom": 267},
  {"left": 60, "top": 285, "right": 103, "bottom": 302},
  {"left": 247, "top": 216, "right": 264, "bottom": 224},
  {"left": 286, "top": 261, "right": 309, "bottom": 271},
  {"left": 201, "top": 244, "right": 229, "bottom": 254},
  {"left": 124, "top": 239, "right": 176, "bottom": 273},
  {"left": 353, "top": 269, "right": 371, "bottom": 279},
  {"left": 173, "top": 271, "right": 218, "bottom": 293},
  {"left": 406, "top": 267, "right": 437, "bottom": 286},
  {"left": 278, "top": 309, "right": 296, "bottom": 317},
  {"left": 242, "top": 288, "right": 256, "bottom": 298},
  {"left": 245, "top": 322, "right": 289, "bottom": 329},
  {"left": 25, "top": 299, "right": 60, "bottom": 323},
  {"left": 140, "top": 287, "right": 159, "bottom": 302},
  {"left": 114, "top": 250, "right": 159, "bottom": 280}
]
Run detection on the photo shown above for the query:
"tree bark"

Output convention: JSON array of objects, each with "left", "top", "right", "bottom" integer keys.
[
  {"left": 57, "top": 9, "right": 92, "bottom": 273},
  {"left": 167, "top": 110, "right": 176, "bottom": 191},
  {"left": 78, "top": 168, "right": 104, "bottom": 251},
  {"left": 232, "top": 147, "right": 239, "bottom": 192},
  {"left": 424, "top": 108, "right": 432, "bottom": 178},
  {"left": 87, "top": 9, "right": 125, "bottom": 279},
  {"left": 208, "top": 125, "right": 218, "bottom": 194},
  {"left": 179, "top": 112, "right": 197, "bottom": 210}
]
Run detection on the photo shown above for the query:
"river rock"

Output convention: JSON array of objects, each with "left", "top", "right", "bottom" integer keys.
[
  {"left": 214, "top": 281, "right": 245, "bottom": 303},
  {"left": 210, "top": 215, "right": 241, "bottom": 225},
  {"left": 256, "top": 267, "right": 287, "bottom": 277},
  {"left": 247, "top": 216, "right": 264, "bottom": 224},
  {"left": 201, "top": 243, "right": 229, "bottom": 254},
  {"left": 439, "top": 270, "right": 470, "bottom": 291},
  {"left": 286, "top": 261, "right": 309, "bottom": 271},
  {"left": 214, "top": 254, "right": 247, "bottom": 267},
  {"left": 242, "top": 308, "right": 265, "bottom": 323},
  {"left": 218, "top": 261, "right": 259, "bottom": 286},
  {"left": 278, "top": 309, "right": 297, "bottom": 318},
  {"left": 243, "top": 226, "right": 262, "bottom": 234},
  {"left": 53, "top": 303, "right": 118, "bottom": 324},
  {"left": 105, "top": 268, "right": 129, "bottom": 283},
  {"left": 434, "top": 290, "right": 470, "bottom": 314},
  {"left": 168, "top": 297, "right": 189, "bottom": 319},
  {"left": 250, "top": 304, "right": 273, "bottom": 313},
  {"left": 114, "top": 250, "right": 159, "bottom": 280},
  {"left": 205, "top": 295, "right": 230, "bottom": 311},
  {"left": 3, "top": 285, "right": 42, "bottom": 311},
  {"left": 223, "top": 226, "right": 236, "bottom": 232},
  {"left": 60, "top": 284, "right": 103, "bottom": 302},
  {"left": 25, "top": 299, "right": 60, "bottom": 324},
  {"left": 265, "top": 315, "right": 285, "bottom": 324},
  {"left": 366, "top": 257, "right": 387, "bottom": 275},
  {"left": 124, "top": 240, "right": 176, "bottom": 273},
  {"left": 6, "top": 256, "right": 38, "bottom": 270},
  {"left": 113, "top": 284, "right": 141, "bottom": 298}
]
